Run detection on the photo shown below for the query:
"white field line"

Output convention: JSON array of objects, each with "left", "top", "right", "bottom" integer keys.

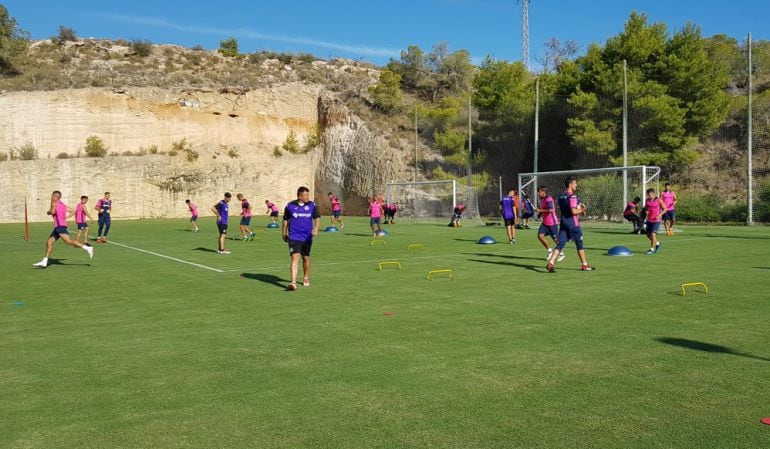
[
  {"left": 108, "top": 240, "right": 224, "bottom": 273},
  {"left": 222, "top": 236, "right": 715, "bottom": 273}
]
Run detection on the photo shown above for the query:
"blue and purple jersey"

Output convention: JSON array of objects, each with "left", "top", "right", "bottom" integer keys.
[
  {"left": 500, "top": 196, "right": 516, "bottom": 219},
  {"left": 283, "top": 200, "right": 320, "bottom": 242},
  {"left": 557, "top": 190, "right": 581, "bottom": 228},
  {"left": 215, "top": 200, "right": 229, "bottom": 225}
]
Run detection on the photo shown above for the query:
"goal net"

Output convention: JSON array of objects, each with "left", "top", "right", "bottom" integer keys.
[
  {"left": 517, "top": 165, "right": 661, "bottom": 223},
  {"left": 385, "top": 180, "right": 482, "bottom": 222}
]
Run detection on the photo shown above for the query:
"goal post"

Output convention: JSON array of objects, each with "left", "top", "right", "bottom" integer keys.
[
  {"left": 517, "top": 165, "right": 661, "bottom": 222},
  {"left": 385, "top": 180, "right": 456, "bottom": 219}
]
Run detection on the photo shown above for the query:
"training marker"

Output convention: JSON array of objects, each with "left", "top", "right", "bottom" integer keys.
[
  {"left": 370, "top": 240, "right": 387, "bottom": 247},
  {"left": 681, "top": 282, "right": 708, "bottom": 296},
  {"left": 378, "top": 260, "right": 402, "bottom": 271},
  {"left": 407, "top": 243, "right": 424, "bottom": 251},
  {"left": 427, "top": 269, "right": 454, "bottom": 280}
]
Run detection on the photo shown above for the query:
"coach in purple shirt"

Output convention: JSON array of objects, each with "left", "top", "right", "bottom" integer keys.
[{"left": 282, "top": 186, "right": 321, "bottom": 291}]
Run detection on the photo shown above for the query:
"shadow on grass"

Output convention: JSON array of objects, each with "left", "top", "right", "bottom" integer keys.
[
  {"left": 656, "top": 337, "right": 770, "bottom": 362},
  {"left": 468, "top": 258, "right": 542, "bottom": 272},
  {"left": 454, "top": 238, "right": 495, "bottom": 243},
  {"left": 47, "top": 258, "right": 91, "bottom": 267},
  {"left": 193, "top": 247, "right": 218, "bottom": 253},
  {"left": 705, "top": 233, "right": 770, "bottom": 240},
  {"left": 240, "top": 273, "right": 288, "bottom": 289},
  {"left": 753, "top": 267, "right": 770, "bottom": 270},
  {"left": 463, "top": 252, "right": 543, "bottom": 262}
]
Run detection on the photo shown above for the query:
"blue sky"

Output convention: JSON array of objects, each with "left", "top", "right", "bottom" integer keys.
[{"left": 4, "top": 0, "right": 769, "bottom": 67}]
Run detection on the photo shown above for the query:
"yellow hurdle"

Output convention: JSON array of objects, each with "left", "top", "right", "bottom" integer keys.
[
  {"left": 370, "top": 240, "right": 387, "bottom": 247},
  {"left": 378, "top": 260, "right": 402, "bottom": 271},
  {"left": 407, "top": 243, "right": 424, "bottom": 252},
  {"left": 681, "top": 282, "right": 708, "bottom": 296},
  {"left": 427, "top": 269, "right": 454, "bottom": 280}
]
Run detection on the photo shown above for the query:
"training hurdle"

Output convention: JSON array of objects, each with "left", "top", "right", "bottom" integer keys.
[
  {"left": 681, "top": 282, "right": 708, "bottom": 296},
  {"left": 378, "top": 260, "right": 402, "bottom": 271},
  {"left": 427, "top": 269, "right": 454, "bottom": 280},
  {"left": 370, "top": 240, "right": 387, "bottom": 247},
  {"left": 407, "top": 243, "right": 424, "bottom": 252}
]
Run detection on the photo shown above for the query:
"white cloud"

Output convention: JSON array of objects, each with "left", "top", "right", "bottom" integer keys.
[{"left": 101, "top": 13, "right": 401, "bottom": 58}]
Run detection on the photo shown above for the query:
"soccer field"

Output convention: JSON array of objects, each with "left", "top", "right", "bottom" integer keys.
[{"left": 1, "top": 218, "right": 769, "bottom": 449}]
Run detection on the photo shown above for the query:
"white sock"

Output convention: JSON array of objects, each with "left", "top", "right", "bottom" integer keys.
[{"left": 42, "top": 257, "right": 49, "bottom": 263}]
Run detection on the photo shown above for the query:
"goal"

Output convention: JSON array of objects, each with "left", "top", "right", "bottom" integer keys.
[{"left": 517, "top": 166, "right": 661, "bottom": 222}]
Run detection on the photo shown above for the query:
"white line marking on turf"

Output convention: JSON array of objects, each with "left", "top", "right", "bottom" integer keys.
[{"left": 108, "top": 240, "right": 224, "bottom": 273}]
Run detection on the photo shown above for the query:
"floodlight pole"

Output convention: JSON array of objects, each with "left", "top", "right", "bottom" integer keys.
[
  {"left": 748, "top": 33, "right": 754, "bottom": 225},
  {"left": 623, "top": 59, "right": 629, "bottom": 211},
  {"left": 534, "top": 77, "right": 540, "bottom": 176}
]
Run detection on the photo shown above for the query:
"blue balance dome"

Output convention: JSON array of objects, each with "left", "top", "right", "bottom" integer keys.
[
  {"left": 325, "top": 226, "right": 339, "bottom": 232},
  {"left": 607, "top": 245, "right": 633, "bottom": 256},
  {"left": 267, "top": 222, "right": 279, "bottom": 229},
  {"left": 477, "top": 236, "right": 497, "bottom": 244},
  {"left": 376, "top": 229, "right": 389, "bottom": 237}
]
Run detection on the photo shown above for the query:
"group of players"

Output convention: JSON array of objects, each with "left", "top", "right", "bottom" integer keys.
[
  {"left": 32, "top": 191, "right": 113, "bottom": 269},
  {"left": 34, "top": 177, "right": 679, "bottom": 281},
  {"left": 500, "top": 177, "right": 679, "bottom": 272}
]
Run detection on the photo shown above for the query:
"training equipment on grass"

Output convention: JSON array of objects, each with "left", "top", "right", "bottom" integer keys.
[
  {"left": 378, "top": 260, "right": 402, "bottom": 271},
  {"left": 376, "top": 229, "right": 389, "bottom": 237},
  {"left": 383, "top": 312, "right": 395, "bottom": 316},
  {"left": 681, "top": 282, "right": 708, "bottom": 296},
  {"left": 267, "top": 223, "right": 279, "bottom": 229},
  {"left": 761, "top": 417, "right": 770, "bottom": 426},
  {"left": 519, "top": 165, "right": 661, "bottom": 221},
  {"left": 427, "top": 269, "right": 454, "bottom": 280},
  {"left": 477, "top": 236, "right": 497, "bottom": 244},
  {"left": 370, "top": 239, "right": 387, "bottom": 247},
  {"left": 607, "top": 245, "right": 633, "bottom": 256},
  {"left": 407, "top": 243, "right": 424, "bottom": 251},
  {"left": 325, "top": 226, "right": 339, "bottom": 232}
]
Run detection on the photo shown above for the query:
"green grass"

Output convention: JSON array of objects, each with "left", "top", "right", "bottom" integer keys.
[{"left": 1, "top": 217, "right": 769, "bottom": 449}]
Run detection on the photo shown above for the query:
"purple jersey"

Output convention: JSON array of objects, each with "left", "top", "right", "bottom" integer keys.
[
  {"left": 283, "top": 200, "right": 320, "bottom": 242},
  {"left": 557, "top": 190, "right": 581, "bottom": 228},
  {"left": 215, "top": 200, "right": 229, "bottom": 225},
  {"left": 500, "top": 196, "right": 515, "bottom": 219}
]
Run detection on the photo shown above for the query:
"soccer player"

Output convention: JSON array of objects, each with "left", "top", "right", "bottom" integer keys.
[
  {"left": 500, "top": 189, "right": 518, "bottom": 243},
  {"left": 94, "top": 191, "right": 112, "bottom": 243},
  {"left": 536, "top": 186, "right": 563, "bottom": 261},
  {"left": 185, "top": 199, "right": 199, "bottom": 232},
  {"left": 368, "top": 196, "right": 384, "bottom": 237},
  {"left": 623, "top": 197, "right": 643, "bottom": 234},
  {"left": 282, "top": 186, "right": 321, "bottom": 290},
  {"left": 237, "top": 193, "right": 254, "bottom": 240},
  {"left": 383, "top": 203, "right": 398, "bottom": 224},
  {"left": 450, "top": 204, "right": 466, "bottom": 227},
  {"left": 211, "top": 192, "right": 232, "bottom": 254},
  {"left": 327, "top": 192, "right": 345, "bottom": 229},
  {"left": 520, "top": 192, "right": 535, "bottom": 229},
  {"left": 71, "top": 195, "right": 94, "bottom": 244},
  {"left": 547, "top": 176, "right": 593, "bottom": 272},
  {"left": 643, "top": 188, "right": 667, "bottom": 255},
  {"left": 661, "top": 183, "right": 678, "bottom": 236},
  {"left": 265, "top": 200, "right": 280, "bottom": 223},
  {"left": 33, "top": 191, "right": 93, "bottom": 268}
]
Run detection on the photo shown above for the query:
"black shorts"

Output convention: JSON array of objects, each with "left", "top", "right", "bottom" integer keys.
[
  {"left": 288, "top": 240, "right": 313, "bottom": 256},
  {"left": 217, "top": 223, "right": 228, "bottom": 235},
  {"left": 504, "top": 218, "right": 516, "bottom": 227}
]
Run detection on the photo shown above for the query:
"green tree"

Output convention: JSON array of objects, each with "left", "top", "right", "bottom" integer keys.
[
  {"left": 218, "top": 37, "right": 239, "bottom": 57},
  {"left": 84, "top": 135, "right": 107, "bottom": 157},
  {"left": 368, "top": 70, "right": 402, "bottom": 113},
  {"left": 0, "top": 5, "right": 29, "bottom": 75},
  {"left": 282, "top": 130, "right": 300, "bottom": 154}
]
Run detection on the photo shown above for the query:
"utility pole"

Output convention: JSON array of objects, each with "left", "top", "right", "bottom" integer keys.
[{"left": 521, "top": 0, "right": 530, "bottom": 71}]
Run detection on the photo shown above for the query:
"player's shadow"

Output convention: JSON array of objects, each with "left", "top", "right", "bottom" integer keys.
[
  {"left": 655, "top": 337, "right": 770, "bottom": 362},
  {"left": 468, "top": 258, "right": 541, "bottom": 272},
  {"left": 47, "top": 258, "right": 91, "bottom": 267},
  {"left": 453, "top": 238, "right": 484, "bottom": 242},
  {"left": 192, "top": 247, "right": 218, "bottom": 253},
  {"left": 753, "top": 267, "right": 770, "bottom": 270},
  {"left": 705, "top": 233, "right": 770, "bottom": 240},
  {"left": 346, "top": 233, "right": 377, "bottom": 237},
  {"left": 464, "top": 252, "right": 542, "bottom": 262},
  {"left": 240, "top": 273, "right": 288, "bottom": 289}
]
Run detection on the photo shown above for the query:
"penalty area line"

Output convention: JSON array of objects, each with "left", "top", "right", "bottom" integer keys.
[{"left": 108, "top": 240, "right": 224, "bottom": 273}]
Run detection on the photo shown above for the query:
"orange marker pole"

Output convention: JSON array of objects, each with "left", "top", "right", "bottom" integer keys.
[{"left": 24, "top": 196, "right": 30, "bottom": 241}]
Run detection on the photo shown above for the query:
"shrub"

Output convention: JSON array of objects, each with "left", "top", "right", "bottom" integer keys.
[
  {"left": 273, "top": 145, "right": 282, "bottom": 157},
  {"left": 227, "top": 148, "right": 239, "bottom": 158},
  {"left": 302, "top": 124, "right": 323, "bottom": 152},
  {"left": 172, "top": 138, "right": 191, "bottom": 153},
  {"left": 184, "top": 148, "right": 199, "bottom": 162},
  {"left": 756, "top": 180, "right": 770, "bottom": 223},
  {"left": 142, "top": 144, "right": 159, "bottom": 155},
  {"left": 84, "top": 135, "right": 107, "bottom": 157},
  {"left": 0, "top": 152, "right": 8, "bottom": 162},
  {"left": 217, "top": 38, "right": 238, "bottom": 57},
  {"left": 56, "top": 152, "right": 69, "bottom": 159},
  {"left": 282, "top": 130, "right": 300, "bottom": 154},
  {"left": 17, "top": 143, "right": 38, "bottom": 160},
  {"left": 130, "top": 39, "right": 153, "bottom": 58},
  {"left": 168, "top": 149, "right": 178, "bottom": 156},
  {"left": 676, "top": 194, "right": 723, "bottom": 222},
  {"left": 57, "top": 25, "right": 77, "bottom": 43},
  {"left": 192, "top": 44, "right": 206, "bottom": 52}
]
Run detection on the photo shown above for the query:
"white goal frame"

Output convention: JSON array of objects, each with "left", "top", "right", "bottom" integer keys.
[
  {"left": 517, "top": 165, "right": 661, "bottom": 220},
  {"left": 385, "top": 180, "right": 457, "bottom": 217}
]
